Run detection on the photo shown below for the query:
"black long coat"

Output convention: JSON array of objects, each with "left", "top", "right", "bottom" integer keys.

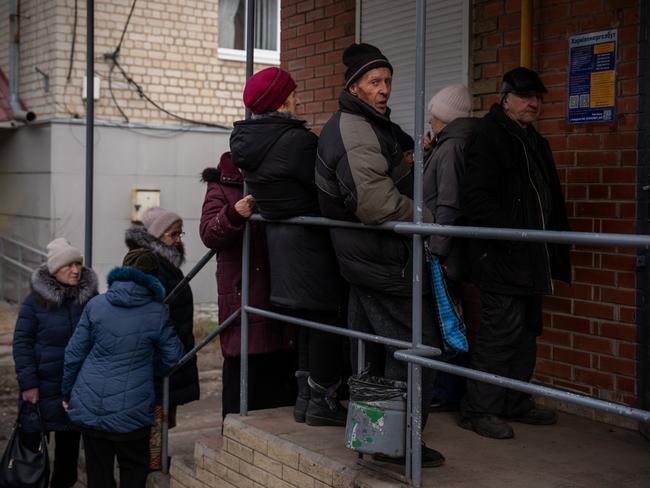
[
  {"left": 230, "top": 114, "right": 344, "bottom": 311},
  {"left": 462, "top": 104, "right": 571, "bottom": 296}
]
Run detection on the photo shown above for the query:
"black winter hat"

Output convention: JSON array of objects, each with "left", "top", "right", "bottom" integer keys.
[
  {"left": 123, "top": 248, "right": 159, "bottom": 276},
  {"left": 501, "top": 67, "right": 548, "bottom": 95},
  {"left": 343, "top": 43, "right": 393, "bottom": 89}
]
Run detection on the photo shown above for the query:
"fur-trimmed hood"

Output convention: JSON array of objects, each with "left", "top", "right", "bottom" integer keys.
[
  {"left": 106, "top": 266, "right": 166, "bottom": 304},
  {"left": 31, "top": 264, "right": 98, "bottom": 307},
  {"left": 125, "top": 225, "right": 185, "bottom": 268}
]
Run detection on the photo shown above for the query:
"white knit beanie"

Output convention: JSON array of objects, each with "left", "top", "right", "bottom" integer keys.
[
  {"left": 46, "top": 238, "right": 83, "bottom": 274},
  {"left": 427, "top": 84, "right": 472, "bottom": 124},
  {"left": 141, "top": 207, "right": 182, "bottom": 239}
]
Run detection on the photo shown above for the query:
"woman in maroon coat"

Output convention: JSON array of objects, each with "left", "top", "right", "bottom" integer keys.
[{"left": 200, "top": 151, "right": 297, "bottom": 417}]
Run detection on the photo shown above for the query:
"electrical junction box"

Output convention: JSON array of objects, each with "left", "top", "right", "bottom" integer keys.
[
  {"left": 131, "top": 189, "right": 160, "bottom": 223},
  {"left": 82, "top": 76, "right": 101, "bottom": 100}
]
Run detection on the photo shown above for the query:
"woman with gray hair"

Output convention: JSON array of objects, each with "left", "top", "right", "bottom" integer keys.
[
  {"left": 423, "top": 84, "right": 478, "bottom": 410},
  {"left": 13, "top": 237, "right": 98, "bottom": 488}
]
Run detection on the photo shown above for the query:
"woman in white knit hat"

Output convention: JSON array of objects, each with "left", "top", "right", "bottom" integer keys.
[
  {"left": 124, "top": 207, "right": 200, "bottom": 470},
  {"left": 12, "top": 237, "right": 98, "bottom": 488},
  {"left": 423, "top": 84, "right": 478, "bottom": 411}
]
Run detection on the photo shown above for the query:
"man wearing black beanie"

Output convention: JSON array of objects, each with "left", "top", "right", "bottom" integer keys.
[{"left": 315, "top": 43, "right": 444, "bottom": 468}]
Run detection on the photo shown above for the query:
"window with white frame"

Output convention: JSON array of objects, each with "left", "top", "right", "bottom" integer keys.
[{"left": 218, "top": 0, "right": 280, "bottom": 65}]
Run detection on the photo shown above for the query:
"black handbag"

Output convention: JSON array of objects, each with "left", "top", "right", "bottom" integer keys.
[{"left": 0, "top": 403, "right": 50, "bottom": 488}]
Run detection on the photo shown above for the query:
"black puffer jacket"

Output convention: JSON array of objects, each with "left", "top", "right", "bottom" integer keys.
[
  {"left": 125, "top": 226, "right": 200, "bottom": 406},
  {"left": 462, "top": 103, "right": 571, "bottom": 295},
  {"left": 13, "top": 265, "right": 98, "bottom": 432},
  {"left": 316, "top": 91, "right": 433, "bottom": 297},
  {"left": 230, "top": 113, "right": 344, "bottom": 311}
]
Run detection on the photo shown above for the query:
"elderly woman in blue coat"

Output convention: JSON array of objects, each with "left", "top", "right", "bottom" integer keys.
[
  {"left": 13, "top": 238, "right": 97, "bottom": 488},
  {"left": 62, "top": 249, "right": 183, "bottom": 488}
]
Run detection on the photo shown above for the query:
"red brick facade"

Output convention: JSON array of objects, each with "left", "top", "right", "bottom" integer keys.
[
  {"left": 280, "top": 0, "right": 355, "bottom": 129},
  {"left": 282, "top": 0, "right": 643, "bottom": 406}
]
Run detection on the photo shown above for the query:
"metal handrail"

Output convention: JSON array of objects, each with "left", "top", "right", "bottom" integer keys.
[
  {"left": 242, "top": 219, "right": 650, "bottom": 485},
  {"left": 158, "top": 213, "right": 650, "bottom": 479},
  {"left": 0, "top": 235, "right": 47, "bottom": 302},
  {"left": 160, "top": 308, "right": 240, "bottom": 473},
  {"left": 0, "top": 235, "right": 48, "bottom": 258},
  {"left": 394, "top": 350, "right": 650, "bottom": 424}
]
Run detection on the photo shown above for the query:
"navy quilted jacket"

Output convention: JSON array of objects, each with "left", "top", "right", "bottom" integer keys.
[
  {"left": 62, "top": 266, "right": 183, "bottom": 434},
  {"left": 13, "top": 265, "right": 98, "bottom": 432}
]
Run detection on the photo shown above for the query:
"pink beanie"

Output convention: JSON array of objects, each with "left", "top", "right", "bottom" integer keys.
[
  {"left": 141, "top": 207, "right": 182, "bottom": 238},
  {"left": 427, "top": 84, "right": 472, "bottom": 124}
]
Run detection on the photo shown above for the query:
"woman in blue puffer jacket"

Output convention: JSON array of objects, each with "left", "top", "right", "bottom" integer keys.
[
  {"left": 13, "top": 237, "right": 97, "bottom": 488},
  {"left": 62, "top": 249, "right": 183, "bottom": 488}
]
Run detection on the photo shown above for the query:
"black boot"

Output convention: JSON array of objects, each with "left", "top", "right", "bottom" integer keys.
[
  {"left": 294, "top": 371, "right": 310, "bottom": 423},
  {"left": 305, "top": 378, "right": 347, "bottom": 427}
]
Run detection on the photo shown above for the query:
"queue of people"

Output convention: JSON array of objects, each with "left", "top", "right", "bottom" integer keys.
[{"left": 10, "top": 40, "right": 570, "bottom": 486}]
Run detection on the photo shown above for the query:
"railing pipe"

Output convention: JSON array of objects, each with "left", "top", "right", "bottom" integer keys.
[
  {"left": 164, "top": 250, "right": 216, "bottom": 305},
  {"left": 394, "top": 351, "right": 650, "bottom": 424},
  {"left": 85, "top": 0, "right": 94, "bottom": 267},
  {"left": 168, "top": 309, "right": 241, "bottom": 375},
  {"left": 160, "top": 309, "right": 240, "bottom": 474},
  {"left": 250, "top": 214, "right": 650, "bottom": 249},
  {"left": 408, "top": 0, "right": 426, "bottom": 483},
  {"left": 245, "top": 306, "right": 441, "bottom": 355},
  {"left": 0, "top": 236, "right": 48, "bottom": 258},
  {"left": 161, "top": 376, "right": 171, "bottom": 473},
  {"left": 239, "top": 0, "right": 255, "bottom": 418}
]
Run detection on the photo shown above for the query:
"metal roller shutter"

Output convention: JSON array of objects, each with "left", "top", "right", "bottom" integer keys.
[{"left": 360, "top": 0, "right": 470, "bottom": 135}]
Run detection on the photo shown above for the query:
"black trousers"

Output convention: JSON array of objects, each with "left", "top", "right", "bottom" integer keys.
[
  {"left": 21, "top": 430, "right": 80, "bottom": 488},
  {"left": 82, "top": 431, "right": 150, "bottom": 488},
  {"left": 348, "top": 285, "right": 440, "bottom": 428},
  {"left": 292, "top": 309, "right": 345, "bottom": 386},
  {"left": 461, "top": 291, "right": 540, "bottom": 419},
  {"left": 222, "top": 351, "right": 298, "bottom": 418}
]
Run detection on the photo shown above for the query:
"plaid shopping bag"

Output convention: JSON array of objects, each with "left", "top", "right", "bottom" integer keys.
[{"left": 429, "top": 255, "right": 468, "bottom": 354}]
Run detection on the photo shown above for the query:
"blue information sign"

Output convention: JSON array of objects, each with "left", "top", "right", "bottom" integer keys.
[{"left": 567, "top": 29, "right": 617, "bottom": 124}]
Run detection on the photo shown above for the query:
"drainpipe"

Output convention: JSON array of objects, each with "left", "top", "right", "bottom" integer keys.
[
  {"left": 520, "top": 0, "right": 533, "bottom": 68},
  {"left": 9, "top": 0, "right": 36, "bottom": 123}
]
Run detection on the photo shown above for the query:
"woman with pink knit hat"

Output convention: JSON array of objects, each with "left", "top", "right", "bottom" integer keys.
[
  {"left": 125, "top": 207, "right": 200, "bottom": 469},
  {"left": 230, "top": 67, "right": 348, "bottom": 427}
]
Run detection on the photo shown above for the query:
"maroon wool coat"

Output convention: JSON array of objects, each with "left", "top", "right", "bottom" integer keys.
[{"left": 199, "top": 152, "right": 295, "bottom": 358}]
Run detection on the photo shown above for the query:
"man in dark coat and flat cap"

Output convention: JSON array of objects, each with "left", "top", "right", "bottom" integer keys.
[{"left": 459, "top": 67, "right": 571, "bottom": 439}]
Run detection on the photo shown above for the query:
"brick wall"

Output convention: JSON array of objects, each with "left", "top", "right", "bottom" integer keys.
[
  {"left": 280, "top": 0, "right": 355, "bottom": 129},
  {"left": 0, "top": 0, "right": 272, "bottom": 127},
  {"left": 473, "top": 0, "right": 641, "bottom": 406}
]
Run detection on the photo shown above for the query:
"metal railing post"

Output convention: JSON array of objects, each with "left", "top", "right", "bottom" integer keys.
[
  {"left": 0, "top": 238, "right": 4, "bottom": 301},
  {"left": 161, "top": 376, "right": 170, "bottom": 473},
  {"left": 357, "top": 339, "right": 366, "bottom": 374},
  {"left": 240, "top": 0, "right": 255, "bottom": 417},
  {"left": 408, "top": 0, "right": 427, "bottom": 484},
  {"left": 17, "top": 246, "right": 23, "bottom": 302}
]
